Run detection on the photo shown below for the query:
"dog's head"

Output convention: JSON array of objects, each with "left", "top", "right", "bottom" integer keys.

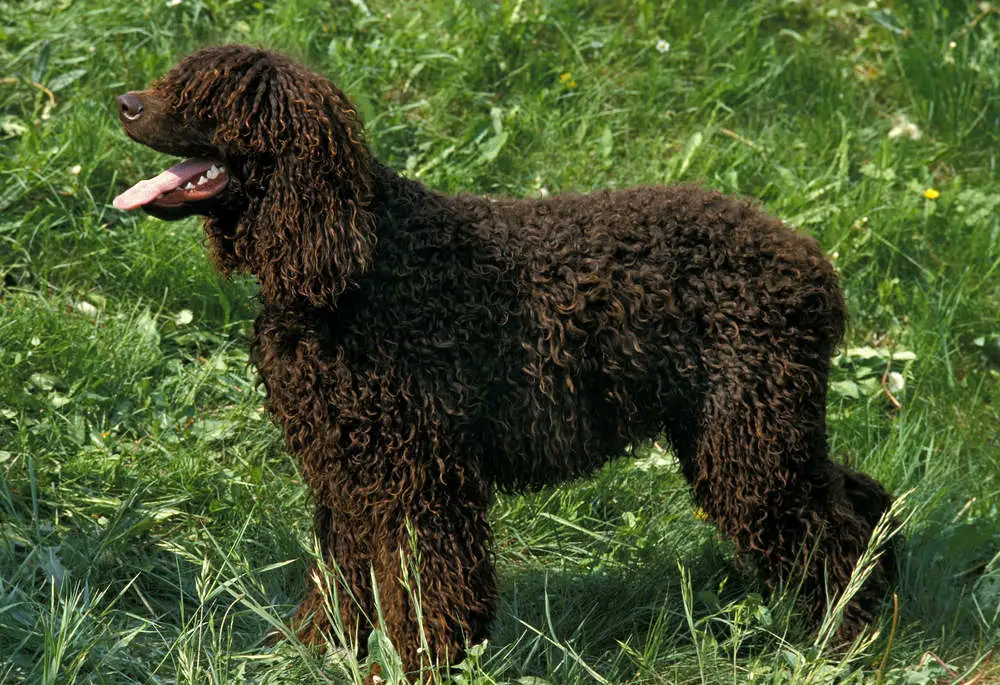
[{"left": 115, "top": 44, "right": 375, "bottom": 305}]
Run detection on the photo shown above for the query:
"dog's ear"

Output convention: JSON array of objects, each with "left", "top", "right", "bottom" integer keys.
[
  {"left": 244, "top": 54, "right": 375, "bottom": 306},
  {"left": 161, "top": 46, "right": 377, "bottom": 305},
  {"left": 251, "top": 141, "right": 376, "bottom": 307},
  {"left": 243, "top": 61, "right": 376, "bottom": 306}
]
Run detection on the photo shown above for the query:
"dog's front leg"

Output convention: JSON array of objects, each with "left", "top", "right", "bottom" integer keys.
[
  {"left": 291, "top": 497, "right": 378, "bottom": 655},
  {"left": 367, "top": 454, "right": 497, "bottom": 677}
]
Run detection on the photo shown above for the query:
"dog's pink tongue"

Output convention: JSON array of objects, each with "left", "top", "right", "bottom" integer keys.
[{"left": 113, "top": 158, "right": 216, "bottom": 210}]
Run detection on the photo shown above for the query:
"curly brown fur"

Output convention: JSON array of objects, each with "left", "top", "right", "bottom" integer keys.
[{"left": 115, "top": 44, "right": 898, "bottom": 673}]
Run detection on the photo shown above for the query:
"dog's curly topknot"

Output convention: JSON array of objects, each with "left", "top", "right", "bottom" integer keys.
[{"left": 134, "top": 44, "right": 897, "bottom": 676}]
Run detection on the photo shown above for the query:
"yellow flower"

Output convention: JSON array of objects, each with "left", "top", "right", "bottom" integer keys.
[
  {"left": 692, "top": 507, "right": 709, "bottom": 521},
  {"left": 923, "top": 188, "right": 940, "bottom": 200},
  {"left": 559, "top": 72, "right": 577, "bottom": 89}
]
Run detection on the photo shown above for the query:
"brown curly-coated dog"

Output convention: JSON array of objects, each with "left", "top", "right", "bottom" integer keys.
[{"left": 114, "top": 44, "right": 896, "bottom": 674}]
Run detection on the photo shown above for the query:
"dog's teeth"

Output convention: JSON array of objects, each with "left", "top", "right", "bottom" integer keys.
[
  {"left": 184, "top": 182, "right": 196, "bottom": 190},
  {"left": 206, "top": 165, "right": 219, "bottom": 179},
  {"left": 196, "top": 175, "right": 208, "bottom": 186}
]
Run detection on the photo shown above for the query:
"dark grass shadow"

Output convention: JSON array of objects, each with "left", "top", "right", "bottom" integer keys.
[
  {"left": 892, "top": 512, "right": 1000, "bottom": 639},
  {"left": 488, "top": 536, "right": 765, "bottom": 678}
]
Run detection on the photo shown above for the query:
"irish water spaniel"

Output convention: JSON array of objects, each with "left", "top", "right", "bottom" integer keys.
[{"left": 114, "top": 44, "right": 897, "bottom": 673}]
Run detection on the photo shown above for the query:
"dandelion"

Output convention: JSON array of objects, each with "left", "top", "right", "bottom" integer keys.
[
  {"left": 923, "top": 188, "right": 941, "bottom": 200},
  {"left": 886, "top": 371, "right": 905, "bottom": 394},
  {"left": 888, "top": 113, "right": 922, "bottom": 141},
  {"left": 558, "top": 72, "right": 577, "bottom": 89},
  {"left": 71, "top": 164, "right": 82, "bottom": 175},
  {"left": 656, "top": 39, "right": 670, "bottom": 54}
]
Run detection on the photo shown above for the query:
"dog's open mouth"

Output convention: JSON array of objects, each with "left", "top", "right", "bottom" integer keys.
[{"left": 113, "top": 158, "right": 229, "bottom": 211}]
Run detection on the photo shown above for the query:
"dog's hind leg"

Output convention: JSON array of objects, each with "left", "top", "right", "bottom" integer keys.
[{"left": 672, "top": 345, "right": 896, "bottom": 641}]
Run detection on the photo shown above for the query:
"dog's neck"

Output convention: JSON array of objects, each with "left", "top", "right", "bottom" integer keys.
[{"left": 203, "top": 157, "right": 447, "bottom": 309}]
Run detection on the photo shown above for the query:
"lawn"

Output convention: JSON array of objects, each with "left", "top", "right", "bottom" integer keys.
[{"left": 1, "top": 0, "right": 999, "bottom": 683}]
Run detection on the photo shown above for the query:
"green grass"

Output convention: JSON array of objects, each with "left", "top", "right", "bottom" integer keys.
[{"left": 2, "top": 0, "right": 999, "bottom": 682}]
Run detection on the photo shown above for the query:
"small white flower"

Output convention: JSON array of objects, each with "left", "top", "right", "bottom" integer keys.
[
  {"left": 167, "top": 0, "right": 182, "bottom": 6},
  {"left": 73, "top": 300, "right": 98, "bottom": 316},
  {"left": 887, "top": 371, "right": 905, "bottom": 394},
  {"left": 71, "top": 164, "right": 82, "bottom": 175},
  {"left": 888, "top": 113, "right": 922, "bottom": 141},
  {"left": 948, "top": 40, "right": 957, "bottom": 49},
  {"left": 656, "top": 39, "right": 670, "bottom": 54},
  {"left": 532, "top": 175, "right": 549, "bottom": 197},
  {"left": 175, "top": 309, "right": 194, "bottom": 326}
]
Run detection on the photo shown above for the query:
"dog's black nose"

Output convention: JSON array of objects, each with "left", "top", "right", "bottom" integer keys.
[{"left": 118, "top": 93, "right": 144, "bottom": 121}]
